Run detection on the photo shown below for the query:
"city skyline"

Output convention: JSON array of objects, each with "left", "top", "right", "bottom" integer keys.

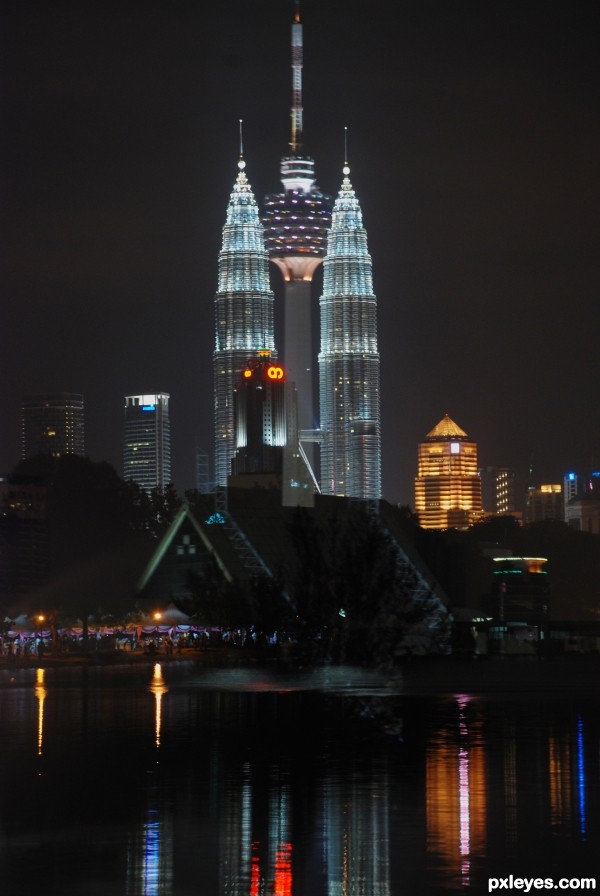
[{"left": 2, "top": 1, "right": 599, "bottom": 506}]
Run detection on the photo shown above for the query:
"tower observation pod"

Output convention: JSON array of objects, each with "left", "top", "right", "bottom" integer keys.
[{"left": 262, "top": 2, "right": 333, "bottom": 502}]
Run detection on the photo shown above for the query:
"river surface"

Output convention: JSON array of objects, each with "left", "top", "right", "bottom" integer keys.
[{"left": 0, "top": 657, "right": 598, "bottom": 895}]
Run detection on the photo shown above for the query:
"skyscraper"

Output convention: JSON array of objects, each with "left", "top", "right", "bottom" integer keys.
[
  {"left": 21, "top": 392, "right": 85, "bottom": 460},
  {"left": 414, "top": 414, "right": 482, "bottom": 530},
  {"left": 231, "top": 351, "right": 296, "bottom": 482},
  {"left": 480, "top": 466, "right": 517, "bottom": 515},
  {"left": 123, "top": 393, "right": 171, "bottom": 493},
  {"left": 318, "top": 159, "right": 382, "bottom": 501},
  {"left": 262, "top": 3, "right": 332, "bottom": 483},
  {"left": 214, "top": 151, "right": 276, "bottom": 487}
]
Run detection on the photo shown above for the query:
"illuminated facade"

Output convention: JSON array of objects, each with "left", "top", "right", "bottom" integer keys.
[
  {"left": 318, "top": 162, "right": 381, "bottom": 501},
  {"left": 214, "top": 155, "right": 276, "bottom": 487},
  {"left": 414, "top": 414, "right": 482, "bottom": 530},
  {"left": 262, "top": 4, "right": 332, "bottom": 482},
  {"left": 123, "top": 393, "right": 171, "bottom": 493},
  {"left": 21, "top": 392, "right": 84, "bottom": 459}
]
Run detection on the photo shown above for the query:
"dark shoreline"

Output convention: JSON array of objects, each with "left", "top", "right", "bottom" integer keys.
[{"left": 1, "top": 648, "right": 599, "bottom": 697}]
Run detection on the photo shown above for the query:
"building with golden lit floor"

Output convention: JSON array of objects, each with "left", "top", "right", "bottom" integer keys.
[
  {"left": 414, "top": 414, "right": 483, "bottom": 530},
  {"left": 21, "top": 392, "right": 84, "bottom": 460}
]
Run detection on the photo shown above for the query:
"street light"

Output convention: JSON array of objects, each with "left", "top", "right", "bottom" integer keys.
[{"left": 36, "top": 615, "right": 45, "bottom": 658}]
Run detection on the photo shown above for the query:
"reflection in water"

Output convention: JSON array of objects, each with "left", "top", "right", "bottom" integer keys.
[
  {"left": 503, "top": 722, "right": 518, "bottom": 850},
  {"left": 148, "top": 663, "right": 168, "bottom": 748},
  {"left": 220, "top": 763, "right": 295, "bottom": 894},
  {"left": 127, "top": 665, "right": 172, "bottom": 895},
  {"left": 126, "top": 778, "right": 174, "bottom": 896},
  {"left": 577, "top": 716, "right": 587, "bottom": 841},
  {"left": 323, "top": 764, "right": 391, "bottom": 894},
  {"left": 2, "top": 664, "right": 599, "bottom": 894},
  {"left": 549, "top": 728, "right": 572, "bottom": 831},
  {"left": 34, "top": 667, "right": 46, "bottom": 756},
  {"left": 426, "top": 694, "right": 486, "bottom": 889}
]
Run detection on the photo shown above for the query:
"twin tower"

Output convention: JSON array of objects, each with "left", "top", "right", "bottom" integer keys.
[{"left": 213, "top": 6, "right": 381, "bottom": 505}]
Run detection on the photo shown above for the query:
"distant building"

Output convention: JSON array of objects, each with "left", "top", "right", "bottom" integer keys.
[
  {"left": 414, "top": 414, "right": 483, "bottom": 530},
  {"left": 563, "top": 471, "right": 579, "bottom": 521},
  {"left": 480, "top": 466, "right": 517, "bottom": 515},
  {"left": 565, "top": 493, "right": 600, "bottom": 535},
  {"left": 0, "top": 478, "right": 49, "bottom": 599},
  {"left": 482, "top": 555, "right": 550, "bottom": 625},
  {"left": 525, "top": 484, "right": 563, "bottom": 524},
  {"left": 21, "top": 393, "right": 84, "bottom": 460},
  {"left": 123, "top": 393, "right": 171, "bottom": 494}
]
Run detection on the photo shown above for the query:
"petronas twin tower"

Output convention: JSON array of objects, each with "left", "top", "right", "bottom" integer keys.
[{"left": 213, "top": 5, "right": 381, "bottom": 503}]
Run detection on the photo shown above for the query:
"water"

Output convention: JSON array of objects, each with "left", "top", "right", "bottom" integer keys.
[{"left": 0, "top": 657, "right": 598, "bottom": 895}]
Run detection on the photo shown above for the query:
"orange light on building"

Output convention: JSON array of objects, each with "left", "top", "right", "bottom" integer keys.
[
  {"left": 267, "top": 365, "right": 284, "bottom": 380},
  {"left": 243, "top": 369, "right": 253, "bottom": 378}
]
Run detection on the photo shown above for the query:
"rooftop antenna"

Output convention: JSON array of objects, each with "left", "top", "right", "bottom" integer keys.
[
  {"left": 290, "top": 0, "right": 303, "bottom": 154},
  {"left": 238, "top": 119, "right": 246, "bottom": 172}
]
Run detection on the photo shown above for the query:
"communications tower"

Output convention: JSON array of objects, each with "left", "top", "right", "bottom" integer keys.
[{"left": 262, "top": 2, "right": 332, "bottom": 493}]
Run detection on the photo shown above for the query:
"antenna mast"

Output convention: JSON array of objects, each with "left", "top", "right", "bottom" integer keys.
[{"left": 290, "top": 1, "right": 303, "bottom": 154}]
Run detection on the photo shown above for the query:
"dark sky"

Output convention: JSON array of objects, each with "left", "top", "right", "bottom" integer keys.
[{"left": 2, "top": 0, "right": 599, "bottom": 507}]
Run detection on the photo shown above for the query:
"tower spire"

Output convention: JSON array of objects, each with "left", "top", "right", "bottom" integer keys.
[{"left": 290, "top": 1, "right": 303, "bottom": 154}]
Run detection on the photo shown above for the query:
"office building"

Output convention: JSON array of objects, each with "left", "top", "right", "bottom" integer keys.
[
  {"left": 214, "top": 152, "right": 276, "bottom": 487},
  {"left": 123, "top": 393, "right": 171, "bottom": 493},
  {"left": 262, "top": 4, "right": 332, "bottom": 482},
  {"left": 563, "top": 471, "right": 579, "bottom": 516},
  {"left": 480, "top": 466, "right": 517, "bottom": 516},
  {"left": 524, "top": 484, "right": 563, "bottom": 524},
  {"left": 482, "top": 556, "right": 550, "bottom": 624},
  {"left": 318, "top": 158, "right": 381, "bottom": 501},
  {"left": 414, "top": 414, "right": 483, "bottom": 530},
  {"left": 21, "top": 393, "right": 84, "bottom": 460}
]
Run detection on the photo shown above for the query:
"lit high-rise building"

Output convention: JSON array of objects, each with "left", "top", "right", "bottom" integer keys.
[
  {"left": 123, "top": 393, "right": 171, "bottom": 493},
  {"left": 262, "top": 4, "right": 332, "bottom": 482},
  {"left": 214, "top": 151, "right": 276, "bottom": 487},
  {"left": 414, "top": 414, "right": 482, "bottom": 530},
  {"left": 21, "top": 392, "right": 85, "bottom": 460},
  {"left": 318, "top": 159, "right": 381, "bottom": 501}
]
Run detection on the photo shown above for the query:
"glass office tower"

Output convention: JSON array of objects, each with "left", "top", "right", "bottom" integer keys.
[
  {"left": 214, "top": 155, "right": 276, "bottom": 487},
  {"left": 21, "top": 392, "right": 85, "bottom": 459},
  {"left": 123, "top": 393, "right": 171, "bottom": 493},
  {"left": 318, "top": 162, "right": 381, "bottom": 501}
]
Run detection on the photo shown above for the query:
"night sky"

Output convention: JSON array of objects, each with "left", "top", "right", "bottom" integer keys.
[{"left": 2, "top": 0, "right": 599, "bottom": 507}]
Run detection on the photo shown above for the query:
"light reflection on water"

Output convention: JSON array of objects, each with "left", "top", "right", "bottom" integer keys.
[{"left": 0, "top": 661, "right": 598, "bottom": 895}]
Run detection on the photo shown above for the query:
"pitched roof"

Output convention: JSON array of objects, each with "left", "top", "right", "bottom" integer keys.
[
  {"left": 136, "top": 504, "right": 234, "bottom": 594},
  {"left": 426, "top": 413, "right": 468, "bottom": 440}
]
